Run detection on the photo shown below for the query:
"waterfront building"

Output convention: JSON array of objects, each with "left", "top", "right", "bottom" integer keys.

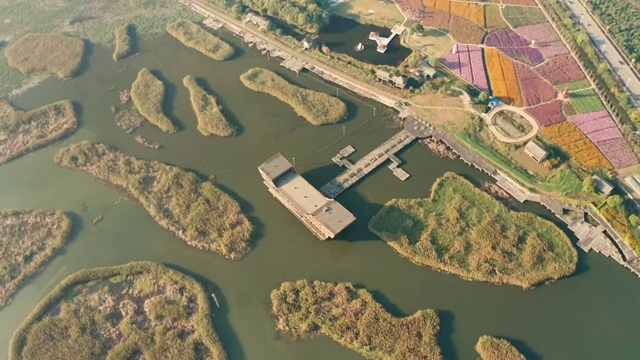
[
  {"left": 258, "top": 154, "right": 355, "bottom": 240},
  {"left": 592, "top": 175, "right": 614, "bottom": 197},
  {"left": 301, "top": 35, "right": 315, "bottom": 50}
]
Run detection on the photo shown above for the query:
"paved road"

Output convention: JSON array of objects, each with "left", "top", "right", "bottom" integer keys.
[{"left": 560, "top": 0, "right": 640, "bottom": 99}]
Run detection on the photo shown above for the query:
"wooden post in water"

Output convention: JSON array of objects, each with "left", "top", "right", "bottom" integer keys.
[{"left": 211, "top": 293, "right": 220, "bottom": 308}]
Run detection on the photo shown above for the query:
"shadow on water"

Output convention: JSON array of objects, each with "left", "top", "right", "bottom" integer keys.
[
  {"left": 437, "top": 310, "right": 458, "bottom": 360},
  {"left": 71, "top": 101, "right": 85, "bottom": 129},
  {"left": 195, "top": 77, "right": 245, "bottom": 135},
  {"left": 128, "top": 24, "right": 140, "bottom": 57},
  {"left": 76, "top": 40, "right": 95, "bottom": 78},
  {"left": 364, "top": 288, "right": 408, "bottom": 317},
  {"left": 149, "top": 69, "right": 184, "bottom": 131},
  {"left": 504, "top": 336, "right": 543, "bottom": 360},
  {"left": 163, "top": 263, "right": 246, "bottom": 360}
]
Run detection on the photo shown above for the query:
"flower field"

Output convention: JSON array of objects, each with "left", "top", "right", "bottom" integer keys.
[
  {"left": 502, "top": 0, "right": 537, "bottom": 5},
  {"left": 502, "top": 6, "right": 548, "bottom": 27},
  {"left": 485, "top": 29, "right": 544, "bottom": 66},
  {"left": 450, "top": 1, "right": 485, "bottom": 28},
  {"left": 514, "top": 23, "right": 559, "bottom": 44},
  {"left": 569, "top": 110, "right": 638, "bottom": 168},
  {"left": 441, "top": 45, "right": 489, "bottom": 92},
  {"left": 569, "top": 89, "right": 605, "bottom": 114},
  {"left": 485, "top": 48, "right": 522, "bottom": 106},
  {"left": 534, "top": 54, "right": 585, "bottom": 85},
  {"left": 485, "top": 5, "right": 509, "bottom": 32},
  {"left": 397, "top": 0, "right": 425, "bottom": 20},
  {"left": 422, "top": 9, "right": 486, "bottom": 44},
  {"left": 515, "top": 63, "right": 558, "bottom": 106},
  {"left": 537, "top": 42, "right": 570, "bottom": 58},
  {"left": 541, "top": 121, "right": 612, "bottom": 169},
  {"left": 557, "top": 79, "right": 591, "bottom": 92},
  {"left": 525, "top": 99, "right": 565, "bottom": 126}
]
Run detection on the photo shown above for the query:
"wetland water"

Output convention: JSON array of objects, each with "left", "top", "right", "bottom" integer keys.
[{"left": 0, "top": 30, "right": 639, "bottom": 360}]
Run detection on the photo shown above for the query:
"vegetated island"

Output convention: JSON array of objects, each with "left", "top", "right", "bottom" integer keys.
[
  {"left": 167, "top": 20, "right": 234, "bottom": 61},
  {"left": 113, "top": 23, "right": 136, "bottom": 61},
  {"left": 475, "top": 336, "right": 526, "bottom": 360},
  {"left": 4, "top": 33, "right": 85, "bottom": 80},
  {"left": 240, "top": 67, "right": 348, "bottom": 125},
  {"left": 368, "top": 172, "right": 578, "bottom": 289},
  {"left": 183, "top": 75, "right": 235, "bottom": 137},
  {"left": 0, "top": 210, "right": 72, "bottom": 310},
  {"left": 271, "top": 280, "right": 441, "bottom": 360},
  {"left": 54, "top": 141, "right": 254, "bottom": 259},
  {"left": 130, "top": 68, "right": 178, "bottom": 133},
  {"left": 9, "top": 261, "right": 227, "bottom": 360},
  {"left": 0, "top": 99, "right": 78, "bottom": 165}
]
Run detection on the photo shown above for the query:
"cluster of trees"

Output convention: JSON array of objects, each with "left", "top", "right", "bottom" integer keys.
[{"left": 587, "top": 0, "right": 640, "bottom": 71}]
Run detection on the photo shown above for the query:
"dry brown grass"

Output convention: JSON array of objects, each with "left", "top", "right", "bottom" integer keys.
[
  {"left": 130, "top": 68, "right": 177, "bottom": 133},
  {"left": 54, "top": 141, "right": 254, "bottom": 260},
  {"left": 4, "top": 33, "right": 85, "bottom": 80},
  {"left": 475, "top": 336, "right": 526, "bottom": 360},
  {"left": 182, "top": 75, "right": 234, "bottom": 137},
  {"left": 167, "top": 20, "right": 234, "bottom": 61},
  {"left": 271, "top": 280, "right": 441, "bottom": 360},
  {"left": 113, "top": 23, "right": 135, "bottom": 61},
  {"left": 0, "top": 210, "right": 72, "bottom": 309},
  {"left": 0, "top": 99, "right": 78, "bottom": 165},
  {"left": 368, "top": 172, "right": 578, "bottom": 288}
]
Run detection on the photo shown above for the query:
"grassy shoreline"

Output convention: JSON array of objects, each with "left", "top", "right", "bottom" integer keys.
[
  {"left": 167, "top": 20, "right": 234, "bottom": 61},
  {"left": 475, "top": 336, "right": 526, "bottom": 360},
  {"left": 113, "top": 24, "right": 135, "bottom": 61},
  {"left": 0, "top": 99, "right": 78, "bottom": 165},
  {"left": 9, "top": 261, "right": 227, "bottom": 360},
  {"left": 54, "top": 141, "right": 254, "bottom": 259},
  {"left": 368, "top": 172, "right": 578, "bottom": 289},
  {"left": 183, "top": 75, "right": 235, "bottom": 137},
  {"left": 0, "top": 210, "right": 72, "bottom": 310},
  {"left": 271, "top": 280, "right": 442, "bottom": 360},
  {"left": 4, "top": 33, "right": 85, "bottom": 80},
  {"left": 240, "top": 67, "right": 347, "bottom": 125},
  {"left": 130, "top": 68, "right": 177, "bottom": 133}
]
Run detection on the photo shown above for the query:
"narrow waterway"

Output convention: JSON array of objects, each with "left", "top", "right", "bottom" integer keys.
[{"left": 0, "top": 30, "right": 639, "bottom": 360}]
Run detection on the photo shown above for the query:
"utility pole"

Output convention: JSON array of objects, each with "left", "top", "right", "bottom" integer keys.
[
  {"left": 373, "top": 107, "right": 376, "bottom": 117},
  {"left": 343, "top": 125, "right": 345, "bottom": 135},
  {"left": 292, "top": 157, "right": 295, "bottom": 166}
]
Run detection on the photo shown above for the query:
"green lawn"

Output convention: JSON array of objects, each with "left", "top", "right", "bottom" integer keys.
[
  {"left": 557, "top": 79, "right": 591, "bottom": 92},
  {"left": 570, "top": 89, "right": 606, "bottom": 114}
]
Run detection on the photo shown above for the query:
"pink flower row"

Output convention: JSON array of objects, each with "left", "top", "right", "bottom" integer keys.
[
  {"left": 526, "top": 100, "right": 566, "bottom": 126},
  {"left": 514, "top": 23, "right": 559, "bottom": 44},
  {"left": 485, "top": 29, "right": 530, "bottom": 47},
  {"left": 441, "top": 45, "right": 489, "bottom": 92},
  {"left": 534, "top": 54, "right": 585, "bottom": 84},
  {"left": 596, "top": 138, "right": 639, "bottom": 168}
]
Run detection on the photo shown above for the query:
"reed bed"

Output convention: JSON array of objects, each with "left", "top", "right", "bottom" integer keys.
[
  {"left": 240, "top": 68, "right": 347, "bottom": 125},
  {"left": 271, "top": 280, "right": 441, "bottom": 360},
  {"left": 183, "top": 75, "right": 234, "bottom": 137},
  {"left": 54, "top": 141, "right": 254, "bottom": 259},
  {"left": 368, "top": 172, "right": 578, "bottom": 288},
  {"left": 113, "top": 23, "right": 135, "bottom": 61},
  {"left": 4, "top": 33, "right": 85, "bottom": 80},
  {"left": 167, "top": 20, "right": 234, "bottom": 61},
  {"left": 475, "top": 336, "right": 525, "bottom": 360},
  {"left": 130, "top": 68, "right": 177, "bottom": 133}
]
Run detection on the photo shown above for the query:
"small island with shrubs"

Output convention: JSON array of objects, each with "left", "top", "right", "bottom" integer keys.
[
  {"left": 368, "top": 172, "right": 578, "bottom": 289},
  {"left": 0, "top": 99, "right": 78, "bottom": 165},
  {"left": 167, "top": 20, "right": 234, "bottom": 61},
  {"left": 9, "top": 261, "right": 227, "bottom": 360},
  {"left": 113, "top": 23, "right": 136, "bottom": 61},
  {"left": 54, "top": 141, "right": 254, "bottom": 259},
  {"left": 183, "top": 75, "right": 235, "bottom": 137},
  {"left": 0, "top": 210, "right": 72, "bottom": 310},
  {"left": 475, "top": 336, "right": 526, "bottom": 360},
  {"left": 240, "top": 67, "right": 348, "bottom": 125},
  {"left": 130, "top": 68, "right": 177, "bottom": 133},
  {"left": 270, "top": 280, "right": 441, "bottom": 360},
  {"left": 4, "top": 33, "right": 85, "bottom": 80}
]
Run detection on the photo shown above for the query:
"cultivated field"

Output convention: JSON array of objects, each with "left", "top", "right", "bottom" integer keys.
[{"left": 485, "top": 48, "right": 523, "bottom": 106}]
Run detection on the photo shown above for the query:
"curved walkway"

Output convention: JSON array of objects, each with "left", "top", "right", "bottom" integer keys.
[{"left": 484, "top": 106, "right": 539, "bottom": 143}]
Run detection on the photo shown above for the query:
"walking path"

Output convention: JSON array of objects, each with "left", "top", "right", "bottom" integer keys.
[{"left": 483, "top": 105, "right": 539, "bottom": 143}]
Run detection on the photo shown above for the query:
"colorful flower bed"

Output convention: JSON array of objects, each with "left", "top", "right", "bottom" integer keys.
[
  {"left": 485, "top": 29, "right": 544, "bottom": 66},
  {"left": 515, "top": 63, "right": 558, "bottom": 106},
  {"left": 596, "top": 138, "right": 638, "bottom": 168},
  {"left": 525, "top": 99, "right": 565, "bottom": 126},
  {"left": 534, "top": 54, "right": 585, "bottom": 85},
  {"left": 485, "top": 5, "right": 509, "bottom": 32},
  {"left": 541, "top": 121, "right": 612, "bottom": 169},
  {"left": 514, "top": 23, "right": 559, "bottom": 44},
  {"left": 485, "top": 48, "right": 522, "bottom": 106},
  {"left": 397, "top": 0, "right": 425, "bottom": 20},
  {"left": 503, "top": 0, "right": 537, "bottom": 5},
  {"left": 537, "top": 42, "right": 570, "bottom": 58},
  {"left": 502, "top": 6, "right": 548, "bottom": 27},
  {"left": 450, "top": 1, "right": 485, "bottom": 28},
  {"left": 441, "top": 45, "right": 489, "bottom": 92},
  {"left": 569, "top": 89, "right": 605, "bottom": 114},
  {"left": 422, "top": 9, "right": 486, "bottom": 44}
]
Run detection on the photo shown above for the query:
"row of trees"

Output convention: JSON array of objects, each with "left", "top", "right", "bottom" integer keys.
[{"left": 586, "top": 0, "right": 640, "bottom": 71}]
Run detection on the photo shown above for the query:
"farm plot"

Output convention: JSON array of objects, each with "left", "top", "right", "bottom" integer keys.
[
  {"left": 485, "top": 29, "right": 544, "bottom": 66},
  {"left": 502, "top": 0, "right": 537, "bottom": 5},
  {"left": 422, "top": 9, "right": 486, "bottom": 44},
  {"left": 515, "top": 63, "right": 558, "bottom": 106},
  {"left": 441, "top": 45, "right": 489, "bottom": 92},
  {"left": 557, "top": 79, "right": 591, "bottom": 92},
  {"left": 541, "top": 122, "right": 612, "bottom": 169},
  {"left": 514, "top": 23, "right": 559, "bottom": 44},
  {"left": 569, "top": 89, "right": 605, "bottom": 114},
  {"left": 526, "top": 99, "right": 565, "bottom": 126},
  {"left": 396, "top": 0, "right": 425, "bottom": 21},
  {"left": 596, "top": 138, "right": 638, "bottom": 169},
  {"left": 484, "top": 4, "right": 509, "bottom": 32},
  {"left": 537, "top": 42, "right": 570, "bottom": 58},
  {"left": 535, "top": 54, "right": 585, "bottom": 85},
  {"left": 485, "top": 48, "right": 523, "bottom": 106},
  {"left": 502, "top": 6, "right": 548, "bottom": 27}
]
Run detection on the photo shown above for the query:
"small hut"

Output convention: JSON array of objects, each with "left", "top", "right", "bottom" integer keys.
[{"left": 524, "top": 141, "right": 548, "bottom": 163}]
